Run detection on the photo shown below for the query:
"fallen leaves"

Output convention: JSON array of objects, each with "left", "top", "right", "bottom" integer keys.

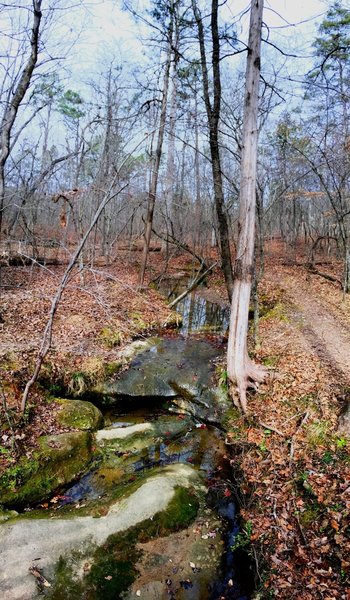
[{"left": 224, "top": 261, "right": 350, "bottom": 599}]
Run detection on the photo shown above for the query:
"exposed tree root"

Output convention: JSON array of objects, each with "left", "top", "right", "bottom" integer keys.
[{"left": 229, "top": 356, "right": 267, "bottom": 414}]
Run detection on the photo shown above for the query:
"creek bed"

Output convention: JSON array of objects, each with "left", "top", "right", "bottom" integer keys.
[{"left": 0, "top": 285, "right": 253, "bottom": 600}]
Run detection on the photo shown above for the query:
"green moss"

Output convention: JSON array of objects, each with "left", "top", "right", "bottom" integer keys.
[
  {"left": 0, "top": 508, "right": 19, "bottom": 522},
  {"left": 0, "top": 457, "right": 41, "bottom": 497},
  {"left": 261, "top": 302, "right": 289, "bottom": 323},
  {"left": 104, "top": 362, "right": 122, "bottom": 378},
  {"left": 99, "top": 327, "right": 124, "bottom": 349},
  {"left": 262, "top": 355, "right": 279, "bottom": 368},
  {"left": 48, "top": 538, "right": 140, "bottom": 600},
  {"left": 46, "top": 556, "right": 85, "bottom": 599},
  {"left": 56, "top": 399, "right": 103, "bottom": 431},
  {"left": 86, "top": 533, "right": 140, "bottom": 600},
  {"left": 0, "top": 432, "right": 92, "bottom": 507},
  {"left": 138, "top": 486, "right": 199, "bottom": 540},
  {"left": 47, "top": 486, "right": 199, "bottom": 598},
  {"left": 299, "top": 503, "right": 321, "bottom": 528}
]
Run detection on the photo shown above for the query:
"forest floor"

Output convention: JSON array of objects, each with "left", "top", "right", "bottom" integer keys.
[
  {"left": 0, "top": 242, "right": 349, "bottom": 599},
  {"left": 225, "top": 245, "right": 350, "bottom": 600}
]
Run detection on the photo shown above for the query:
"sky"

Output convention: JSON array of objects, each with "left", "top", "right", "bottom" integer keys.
[
  {"left": 62, "top": 0, "right": 330, "bottom": 86},
  {"left": 1, "top": 0, "right": 342, "bottom": 151}
]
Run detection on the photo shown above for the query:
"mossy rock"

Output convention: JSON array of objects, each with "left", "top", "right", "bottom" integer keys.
[
  {"left": 45, "top": 486, "right": 200, "bottom": 600},
  {"left": 56, "top": 399, "right": 103, "bottom": 431},
  {"left": 0, "top": 508, "right": 18, "bottom": 522},
  {"left": 0, "top": 431, "right": 93, "bottom": 507}
]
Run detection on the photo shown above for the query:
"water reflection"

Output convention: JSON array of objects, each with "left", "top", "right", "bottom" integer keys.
[
  {"left": 159, "top": 277, "right": 230, "bottom": 335},
  {"left": 176, "top": 292, "right": 230, "bottom": 335}
]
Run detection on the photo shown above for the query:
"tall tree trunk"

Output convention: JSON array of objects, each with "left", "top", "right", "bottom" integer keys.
[
  {"left": 0, "top": 0, "right": 42, "bottom": 237},
  {"left": 227, "top": 0, "right": 266, "bottom": 413},
  {"left": 139, "top": 4, "right": 175, "bottom": 287},
  {"left": 164, "top": 14, "right": 179, "bottom": 240},
  {"left": 192, "top": 0, "right": 234, "bottom": 301},
  {"left": 194, "top": 81, "right": 202, "bottom": 250}
]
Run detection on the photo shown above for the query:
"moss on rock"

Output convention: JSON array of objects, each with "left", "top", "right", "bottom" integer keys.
[
  {"left": 46, "top": 486, "right": 199, "bottom": 600},
  {"left": 56, "top": 399, "right": 103, "bottom": 431},
  {"left": 0, "top": 431, "right": 93, "bottom": 507}
]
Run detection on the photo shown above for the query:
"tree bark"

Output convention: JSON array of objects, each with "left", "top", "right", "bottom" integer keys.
[
  {"left": 227, "top": 0, "right": 266, "bottom": 413},
  {"left": 139, "top": 3, "right": 175, "bottom": 287},
  {"left": 191, "top": 0, "right": 234, "bottom": 301},
  {"left": 0, "top": 0, "right": 42, "bottom": 237}
]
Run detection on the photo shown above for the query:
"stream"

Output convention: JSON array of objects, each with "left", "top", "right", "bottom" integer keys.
[{"left": 0, "top": 283, "right": 253, "bottom": 600}]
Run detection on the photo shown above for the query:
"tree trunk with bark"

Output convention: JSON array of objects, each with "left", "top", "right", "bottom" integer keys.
[
  {"left": 0, "top": 0, "right": 42, "bottom": 237},
  {"left": 227, "top": 0, "right": 266, "bottom": 413},
  {"left": 139, "top": 3, "right": 175, "bottom": 287},
  {"left": 191, "top": 0, "right": 234, "bottom": 301}
]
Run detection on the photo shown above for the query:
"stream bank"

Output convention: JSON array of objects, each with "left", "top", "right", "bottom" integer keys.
[{"left": 0, "top": 282, "right": 254, "bottom": 599}]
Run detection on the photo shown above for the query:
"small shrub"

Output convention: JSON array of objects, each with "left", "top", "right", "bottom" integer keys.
[{"left": 232, "top": 520, "right": 253, "bottom": 552}]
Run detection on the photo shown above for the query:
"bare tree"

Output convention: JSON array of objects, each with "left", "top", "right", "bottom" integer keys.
[
  {"left": 227, "top": 0, "right": 266, "bottom": 413},
  {"left": 0, "top": 0, "right": 43, "bottom": 237},
  {"left": 21, "top": 176, "right": 128, "bottom": 415},
  {"left": 191, "top": 0, "right": 234, "bottom": 301},
  {"left": 139, "top": 1, "right": 176, "bottom": 287}
]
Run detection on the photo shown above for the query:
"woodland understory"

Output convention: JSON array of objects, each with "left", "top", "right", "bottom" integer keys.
[
  {"left": 0, "top": 240, "right": 349, "bottom": 599},
  {"left": 1, "top": 0, "right": 350, "bottom": 597}
]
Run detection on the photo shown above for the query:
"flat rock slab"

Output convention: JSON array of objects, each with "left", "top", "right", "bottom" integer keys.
[
  {"left": 0, "top": 464, "right": 200, "bottom": 600},
  {"left": 101, "top": 337, "right": 220, "bottom": 400},
  {"left": 95, "top": 422, "right": 153, "bottom": 441}
]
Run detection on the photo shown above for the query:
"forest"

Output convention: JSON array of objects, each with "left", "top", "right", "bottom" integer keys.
[{"left": 0, "top": 1, "right": 350, "bottom": 599}]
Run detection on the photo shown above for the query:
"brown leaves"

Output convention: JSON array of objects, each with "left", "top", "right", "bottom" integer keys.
[{"left": 224, "top": 262, "right": 350, "bottom": 598}]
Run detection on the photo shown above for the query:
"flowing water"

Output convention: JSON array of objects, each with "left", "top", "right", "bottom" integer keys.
[
  {"left": 4, "top": 280, "right": 253, "bottom": 599},
  {"left": 60, "top": 280, "right": 251, "bottom": 598}
]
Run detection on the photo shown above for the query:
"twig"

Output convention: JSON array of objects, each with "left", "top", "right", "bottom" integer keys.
[
  {"left": 257, "top": 420, "right": 284, "bottom": 436},
  {"left": 252, "top": 545, "right": 262, "bottom": 583},
  {"left": 29, "top": 566, "right": 51, "bottom": 588},
  {"left": 272, "top": 497, "right": 278, "bottom": 521},
  {"left": 292, "top": 498, "right": 308, "bottom": 546},
  {"left": 290, "top": 411, "right": 309, "bottom": 463}
]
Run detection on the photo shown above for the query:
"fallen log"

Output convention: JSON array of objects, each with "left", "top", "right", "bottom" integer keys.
[{"left": 307, "top": 265, "right": 342, "bottom": 288}]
